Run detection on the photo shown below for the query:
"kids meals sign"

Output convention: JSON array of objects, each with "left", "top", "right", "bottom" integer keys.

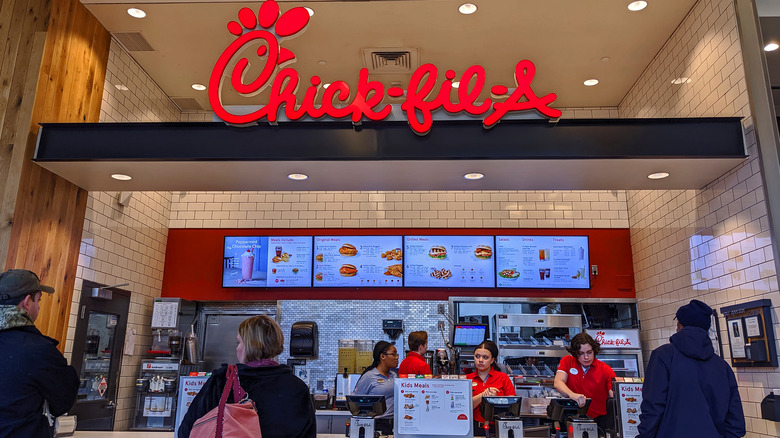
[{"left": 210, "top": 0, "right": 562, "bottom": 135}]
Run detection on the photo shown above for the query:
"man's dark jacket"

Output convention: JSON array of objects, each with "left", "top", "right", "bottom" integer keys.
[
  {"left": 178, "top": 363, "right": 316, "bottom": 438},
  {"left": 0, "top": 320, "right": 80, "bottom": 438},
  {"left": 637, "top": 326, "right": 745, "bottom": 437}
]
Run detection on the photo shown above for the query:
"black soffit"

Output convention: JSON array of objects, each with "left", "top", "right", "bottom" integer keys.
[
  {"left": 33, "top": 118, "right": 747, "bottom": 191},
  {"left": 36, "top": 118, "right": 745, "bottom": 160}
]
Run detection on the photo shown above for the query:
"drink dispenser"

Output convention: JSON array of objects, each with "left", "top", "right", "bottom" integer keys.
[
  {"left": 355, "top": 340, "right": 375, "bottom": 374},
  {"left": 338, "top": 340, "right": 357, "bottom": 374}
]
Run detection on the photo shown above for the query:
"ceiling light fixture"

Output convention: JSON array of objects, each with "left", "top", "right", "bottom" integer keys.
[
  {"left": 584, "top": 79, "right": 599, "bottom": 86},
  {"left": 304, "top": 7, "right": 314, "bottom": 17},
  {"left": 670, "top": 77, "right": 691, "bottom": 85},
  {"left": 317, "top": 60, "right": 327, "bottom": 65},
  {"left": 111, "top": 173, "right": 132, "bottom": 181},
  {"left": 627, "top": 1, "right": 647, "bottom": 12},
  {"left": 191, "top": 83, "right": 206, "bottom": 91},
  {"left": 464, "top": 172, "right": 484, "bottom": 180},
  {"left": 764, "top": 43, "right": 779, "bottom": 52},
  {"left": 647, "top": 172, "right": 670, "bottom": 180},
  {"left": 114, "top": 84, "right": 129, "bottom": 91},
  {"left": 459, "top": 3, "right": 477, "bottom": 15},
  {"left": 127, "top": 8, "right": 146, "bottom": 18},
  {"left": 287, "top": 173, "right": 309, "bottom": 180}
]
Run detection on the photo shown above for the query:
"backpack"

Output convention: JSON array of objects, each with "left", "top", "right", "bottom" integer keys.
[{"left": 189, "top": 364, "right": 262, "bottom": 438}]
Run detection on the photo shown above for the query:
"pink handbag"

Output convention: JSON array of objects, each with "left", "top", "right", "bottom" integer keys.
[{"left": 189, "top": 364, "right": 262, "bottom": 438}]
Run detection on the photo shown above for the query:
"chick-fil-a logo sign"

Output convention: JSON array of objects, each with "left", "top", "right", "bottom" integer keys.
[
  {"left": 594, "top": 330, "right": 637, "bottom": 347},
  {"left": 209, "top": 0, "right": 561, "bottom": 135}
]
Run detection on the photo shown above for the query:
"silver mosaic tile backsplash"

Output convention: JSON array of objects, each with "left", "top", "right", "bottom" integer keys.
[{"left": 278, "top": 300, "right": 449, "bottom": 390}]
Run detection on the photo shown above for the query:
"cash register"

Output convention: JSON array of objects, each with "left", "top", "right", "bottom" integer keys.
[
  {"left": 547, "top": 398, "right": 597, "bottom": 438},
  {"left": 479, "top": 396, "right": 523, "bottom": 438},
  {"left": 346, "top": 394, "right": 386, "bottom": 438}
]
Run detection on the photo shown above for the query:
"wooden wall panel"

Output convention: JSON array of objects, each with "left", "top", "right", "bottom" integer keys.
[{"left": 2, "top": 0, "right": 110, "bottom": 349}]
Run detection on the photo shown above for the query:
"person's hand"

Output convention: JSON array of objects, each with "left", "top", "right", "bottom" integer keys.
[
  {"left": 572, "top": 393, "right": 587, "bottom": 407},
  {"left": 482, "top": 387, "right": 498, "bottom": 397}
]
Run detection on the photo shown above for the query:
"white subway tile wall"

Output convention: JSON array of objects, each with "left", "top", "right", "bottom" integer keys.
[{"left": 621, "top": 0, "right": 779, "bottom": 436}]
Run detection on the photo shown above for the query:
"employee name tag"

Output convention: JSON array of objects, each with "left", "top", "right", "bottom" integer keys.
[{"left": 570, "top": 368, "right": 578, "bottom": 375}]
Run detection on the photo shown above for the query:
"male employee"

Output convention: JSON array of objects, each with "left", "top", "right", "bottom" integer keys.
[
  {"left": 0, "top": 269, "right": 80, "bottom": 438},
  {"left": 637, "top": 300, "right": 745, "bottom": 438},
  {"left": 399, "top": 331, "right": 432, "bottom": 375}
]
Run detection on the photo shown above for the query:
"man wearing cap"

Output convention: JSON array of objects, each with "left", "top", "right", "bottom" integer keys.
[
  {"left": 0, "top": 269, "right": 79, "bottom": 438},
  {"left": 637, "top": 299, "right": 745, "bottom": 438}
]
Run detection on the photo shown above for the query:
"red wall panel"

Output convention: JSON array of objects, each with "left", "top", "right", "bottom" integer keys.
[{"left": 161, "top": 228, "right": 635, "bottom": 301}]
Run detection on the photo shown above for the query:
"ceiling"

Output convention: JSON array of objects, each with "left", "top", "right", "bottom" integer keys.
[{"left": 66, "top": 0, "right": 760, "bottom": 191}]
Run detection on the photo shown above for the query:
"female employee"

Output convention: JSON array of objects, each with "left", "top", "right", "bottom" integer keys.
[
  {"left": 178, "top": 315, "right": 316, "bottom": 438},
  {"left": 468, "top": 340, "right": 515, "bottom": 436},
  {"left": 353, "top": 340, "right": 399, "bottom": 434},
  {"left": 554, "top": 332, "right": 616, "bottom": 432}
]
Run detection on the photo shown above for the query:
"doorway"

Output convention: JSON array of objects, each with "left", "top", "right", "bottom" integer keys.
[{"left": 69, "top": 281, "right": 130, "bottom": 430}]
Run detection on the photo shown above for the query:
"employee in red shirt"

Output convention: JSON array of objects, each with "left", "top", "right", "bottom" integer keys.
[
  {"left": 399, "top": 331, "right": 431, "bottom": 375},
  {"left": 554, "top": 332, "right": 616, "bottom": 433},
  {"left": 468, "top": 340, "right": 515, "bottom": 436}
]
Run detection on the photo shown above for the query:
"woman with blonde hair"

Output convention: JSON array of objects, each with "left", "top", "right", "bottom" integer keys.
[{"left": 178, "top": 315, "right": 315, "bottom": 437}]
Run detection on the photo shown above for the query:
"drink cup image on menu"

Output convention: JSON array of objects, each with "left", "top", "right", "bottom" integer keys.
[
  {"left": 539, "top": 249, "right": 545, "bottom": 261},
  {"left": 545, "top": 268, "right": 550, "bottom": 278},
  {"left": 539, "top": 268, "right": 545, "bottom": 280},
  {"left": 241, "top": 249, "right": 254, "bottom": 280}
]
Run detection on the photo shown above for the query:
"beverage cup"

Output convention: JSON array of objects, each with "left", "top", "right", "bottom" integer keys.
[
  {"left": 539, "top": 269, "right": 545, "bottom": 280},
  {"left": 545, "top": 268, "right": 551, "bottom": 278},
  {"left": 539, "top": 249, "right": 545, "bottom": 261},
  {"left": 241, "top": 250, "right": 254, "bottom": 280},
  {"left": 276, "top": 246, "right": 283, "bottom": 257},
  {"left": 544, "top": 249, "right": 550, "bottom": 260}
]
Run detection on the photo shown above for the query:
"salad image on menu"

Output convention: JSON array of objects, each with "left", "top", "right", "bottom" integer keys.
[
  {"left": 313, "top": 236, "right": 403, "bottom": 287},
  {"left": 404, "top": 236, "right": 495, "bottom": 288},
  {"left": 495, "top": 235, "right": 590, "bottom": 289}
]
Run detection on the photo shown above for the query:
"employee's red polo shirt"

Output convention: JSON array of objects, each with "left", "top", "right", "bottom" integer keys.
[
  {"left": 398, "top": 351, "right": 431, "bottom": 375},
  {"left": 467, "top": 369, "right": 516, "bottom": 423},
  {"left": 556, "top": 355, "right": 616, "bottom": 418}
]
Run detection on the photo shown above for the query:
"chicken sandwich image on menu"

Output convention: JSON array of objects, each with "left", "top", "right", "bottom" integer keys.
[
  {"left": 315, "top": 273, "right": 323, "bottom": 281},
  {"left": 338, "top": 244, "right": 358, "bottom": 256},
  {"left": 428, "top": 245, "right": 447, "bottom": 259},
  {"left": 339, "top": 264, "right": 358, "bottom": 277},
  {"left": 315, "top": 253, "right": 323, "bottom": 262},
  {"left": 474, "top": 245, "right": 493, "bottom": 259}
]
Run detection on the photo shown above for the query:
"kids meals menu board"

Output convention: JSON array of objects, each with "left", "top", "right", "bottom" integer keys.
[
  {"left": 394, "top": 378, "right": 472, "bottom": 437},
  {"left": 313, "top": 236, "right": 403, "bottom": 287},
  {"left": 495, "top": 235, "right": 590, "bottom": 289},
  {"left": 404, "top": 236, "right": 495, "bottom": 288}
]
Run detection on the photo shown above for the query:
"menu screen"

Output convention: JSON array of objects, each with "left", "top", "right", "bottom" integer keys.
[
  {"left": 404, "top": 236, "right": 495, "bottom": 288},
  {"left": 495, "top": 235, "right": 590, "bottom": 289},
  {"left": 313, "top": 236, "right": 403, "bottom": 287},
  {"left": 222, "top": 236, "right": 313, "bottom": 288}
]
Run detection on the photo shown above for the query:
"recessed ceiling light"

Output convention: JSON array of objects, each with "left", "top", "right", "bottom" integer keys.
[
  {"left": 318, "top": 60, "right": 327, "bottom": 65},
  {"left": 671, "top": 77, "right": 691, "bottom": 85},
  {"left": 584, "top": 79, "right": 599, "bottom": 86},
  {"left": 459, "top": 3, "right": 477, "bottom": 15},
  {"left": 452, "top": 81, "right": 460, "bottom": 89},
  {"left": 304, "top": 7, "right": 314, "bottom": 17},
  {"left": 114, "top": 84, "right": 129, "bottom": 91},
  {"left": 628, "top": 1, "right": 647, "bottom": 12},
  {"left": 287, "top": 173, "right": 308, "bottom": 180},
  {"left": 601, "top": 56, "right": 611, "bottom": 62},
  {"left": 464, "top": 172, "right": 484, "bottom": 180},
  {"left": 764, "top": 43, "right": 779, "bottom": 52},
  {"left": 191, "top": 83, "right": 206, "bottom": 91},
  {"left": 647, "top": 172, "right": 670, "bottom": 180},
  {"left": 127, "top": 8, "right": 146, "bottom": 18},
  {"left": 111, "top": 173, "right": 132, "bottom": 181}
]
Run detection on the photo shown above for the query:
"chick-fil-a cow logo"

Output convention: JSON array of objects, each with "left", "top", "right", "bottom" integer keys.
[{"left": 209, "top": 0, "right": 562, "bottom": 135}]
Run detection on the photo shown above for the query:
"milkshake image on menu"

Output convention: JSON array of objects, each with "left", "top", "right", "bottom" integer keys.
[{"left": 240, "top": 249, "right": 255, "bottom": 281}]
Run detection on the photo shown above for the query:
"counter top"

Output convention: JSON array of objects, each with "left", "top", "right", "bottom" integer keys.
[{"left": 317, "top": 409, "right": 353, "bottom": 416}]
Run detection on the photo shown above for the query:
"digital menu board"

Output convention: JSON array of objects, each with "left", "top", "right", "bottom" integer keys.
[
  {"left": 313, "top": 236, "right": 403, "bottom": 287},
  {"left": 222, "top": 236, "right": 313, "bottom": 288},
  {"left": 495, "top": 235, "right": 589, "bottom": 289},
  {"left": 404, "top": 236, "right": 495, "bottom": 288}
]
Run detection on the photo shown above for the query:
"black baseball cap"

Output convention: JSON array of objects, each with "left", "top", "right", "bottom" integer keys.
[{"left": 0, "top": 269, "right": 55, "bottom": 300}]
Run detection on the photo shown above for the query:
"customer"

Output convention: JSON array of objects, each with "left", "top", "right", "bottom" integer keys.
[
  {"left": 637, "top": 300, "right": 745, "bottom": 438},
  {"left": 469, "top": 340, "right": 515, "bottom": 436},
  {"left": 178, "top": 315, "right": 315, "bottom": 438},
  {"left": 554, "top": 332, "right": 616, "bottom": 432},
  {"left": 399, "top": 330, "right": 431, "bottom": 375},
  {"left": 353, "top": 340, "right": 399, "bottom": 434},
  {"left": 0, "top": 269, "right": 79, "bottom": 438}
]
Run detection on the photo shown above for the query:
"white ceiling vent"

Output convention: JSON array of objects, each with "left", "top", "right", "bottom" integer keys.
[
  {"left": 112, "top": 32, "right": 155, "bottom": 52},
  {"left": 171, "top": 97, "right": 204, "bottom": 112},
  {"left": 362, "top": 48, "right": 419, "bottom": 74}
]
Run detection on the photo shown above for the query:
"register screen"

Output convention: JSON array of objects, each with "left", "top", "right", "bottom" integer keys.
[{"left": 453, "top": 324, "right": 487, "bottom": 346}]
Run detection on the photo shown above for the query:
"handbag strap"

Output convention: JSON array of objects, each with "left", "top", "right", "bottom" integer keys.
[{"left": 215, "top": 364, "right": 248, "bottom": 437}]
